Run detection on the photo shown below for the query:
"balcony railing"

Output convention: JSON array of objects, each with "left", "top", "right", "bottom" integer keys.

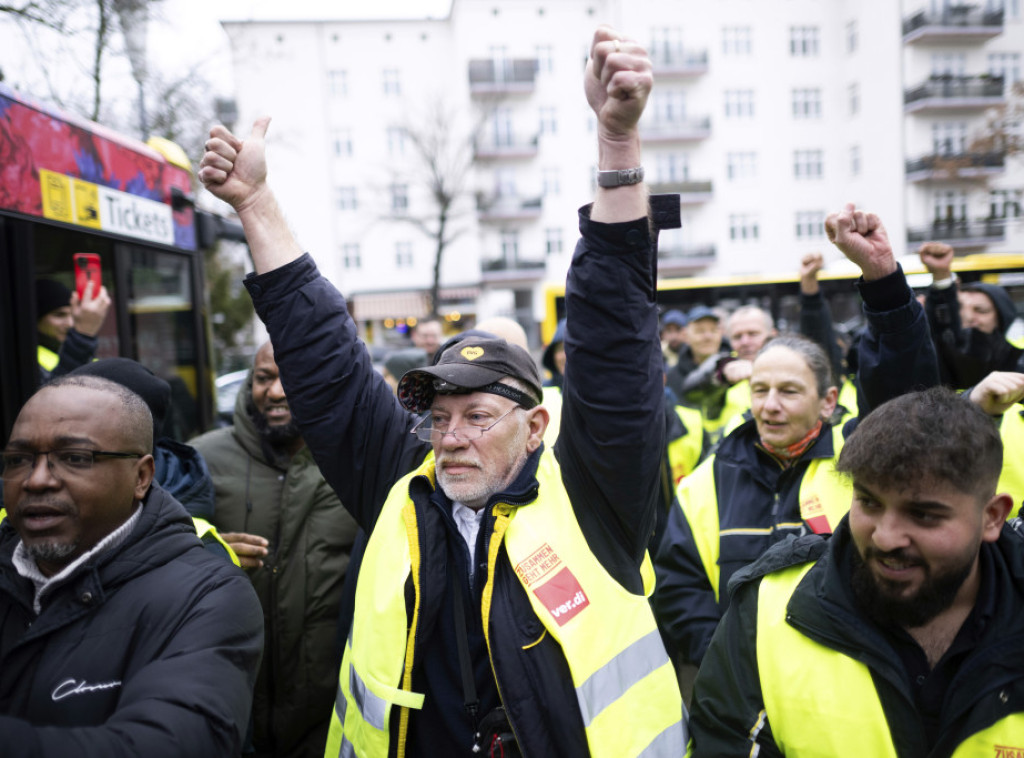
[
  {"left": 468, "top": 59, "right": 537, "bottom": 95},
  {"left": 647, "top": 179, "right": 713, "bottom": 202},
  {"left": 649, "top": 46, "right": 708, "bottom": 76},
  {"left": 639, "top": 116, "right": 712, "bottom": 143},
  {"left": 480, "top": 257, "right": 546, "bottom": 273},
  {"left": 476, "top": 193, "right": 543, "bottom": 222},
  {"left": 905, "top": 151, "right": 1006, "bottom": 181},
  {"left": 904, "top": 75, "right": 1005, "bottom": 112},
  {"left": 903, "top": 7, "right": 1004, "bottom": 43},
  {"left": 906, "top": 219, "right": 1006, "bottom": 247},
  {"left": 657, "top": 244, "right": 716, "bottom": 276},
  {"left": 473, "top": 134, "right": 539, "bottom": 160}
]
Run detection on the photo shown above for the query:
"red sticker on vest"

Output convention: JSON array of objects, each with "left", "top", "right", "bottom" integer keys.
[
  {"left": 514, "top": 543, "right": 562, "bottom": 588},
  {"left": 995, "top": 746, "right": 1024, "bottom": 758},
  {"left": 533, "top": 567, "right": 590, "bottom": 626},
  {"left": 800, "top": 495, "right": 832, "bottom": 535}
]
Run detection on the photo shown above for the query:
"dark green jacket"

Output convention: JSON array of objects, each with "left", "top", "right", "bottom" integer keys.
[{"left": 190, "top": 376, "right": 358, "bottom": 758}]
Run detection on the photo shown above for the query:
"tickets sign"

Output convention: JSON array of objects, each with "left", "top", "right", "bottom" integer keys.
[{"left": 39, "top": 169, "right": 174, "bottom": 246}]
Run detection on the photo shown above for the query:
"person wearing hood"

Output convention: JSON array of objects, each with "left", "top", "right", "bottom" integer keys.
[
  {"left": 35, "top": 277, "right": 111, "bottom": 382},
  {"left": 919, "top": 241, "right": 1023, "bottom": 388},
  {"left": 189, "top": 341, "right": 359, "bottom": 758}
]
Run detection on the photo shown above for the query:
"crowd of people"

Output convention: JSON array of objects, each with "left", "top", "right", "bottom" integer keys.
[{"left": 2, "top": 25, "right": 1024, "bottom": 758}]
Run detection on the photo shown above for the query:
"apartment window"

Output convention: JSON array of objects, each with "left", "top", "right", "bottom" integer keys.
[
  {"left": 539, "top": 106, "right": 557, "bottom": 135},
  {"left": 332, "top": 128, "right": 353, "bottom": 157},
  {"left": 391, "top": 183, "right": 409, "bottom": 212},
  {"left": 335, "top": 186, "right": 357, "bottom": 210},
  {"left": 542, "top": 168, "right": 560, "bottom": 196},
  {"left": 387, "top": 126, "right": 406, "bottom": 156},
  {"left": 342, "top": 243, "right": 361, "bottom": 270},
  {"left": 932, "top": 190, "right": 968, "bottom": 224},
  {"left": 545, "top": 227, "right": 563, "bottom": 255},
  {"left": 991, "top": 189, "right": 1023, "bottom": 219},
  {"left": 1008, "top": 0, "right": 1022, "bottom": 20},
  {"left": 328, "top": 69, "right": 348, "bottom": 97},
  {"left": 848, "top": 83, "right": 860, "bottom": 116},
  {"left": 930, "top": 52, "right": 966, "bottom": 78},
  {"left": 493, "top": 108, "right": 514, "bottom": 147},
  {"left": 495, "top": 168, "right": 516, "bottom": 197},
  {"left": 656, "top": 152, "right": 690, "bottom": 183},
  {"left": 395, "top": 241, "right": 413, "bottom": 268},
  {"left": 845, "top": 20, "right": 858, "bottom": 54},
  {"left": 794, "top": 149, "right": 824, "bottom": 180},
  {"left": 650, "top": 26, "right": 683, "bottom": 64},
  {"left": 932, "top": 122, "right": 967, "bottom": 155},
  {"left": 792, "top": 88, "right": 822, "bottom": 119},
  {"left": 382, "top": 68, "right": 401, "bottom": 96},
  {"left": 795, "top": 211, "right": 825, "bottom": 240},
  {"left": 722, "top": 26, "right": 752, "bottom": 56},
  {"left": 726, "top": 151, "right": 757, "bottom": 181},
  {"left": 988, "top": 52, "right": 1022, "bottom": 90},
  {"left": 724, "top": 89, "right": 755, "bottom": 119},
  {"left": 535, "top": 44, "right": 554, "bottom": 73},
  {"left": 729, "top": 214, "right": 760, "bottom": 242},
  {"left": 789, "top": 26, "right": 819, "bottom": 57},
  {"left": 850, "top": 145, "right": 861, "bottom": 176},
  {"left": 654, "top": 90, "right": 687, "bottom": 123},
  {"left": 500, "top": 229, "right": 519, "bottom": 261}
]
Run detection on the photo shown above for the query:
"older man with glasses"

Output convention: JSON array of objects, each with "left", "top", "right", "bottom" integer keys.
[{"left": 0, "top": 374, "right": 263, "bottom": 757}]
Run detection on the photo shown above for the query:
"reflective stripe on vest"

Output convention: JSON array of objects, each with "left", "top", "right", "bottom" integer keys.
[
  {"left": 327, "top": 451, "right": 685, "bottom": 758},
  {"left": 191, "top": 517, "right": 240, "bottom": 566},
  {"left": 999, "top": 407, "right": 1024, "bottom": 517},
  {"left": 38, "top": 344, "right": 59, "bottom": 372},
  {"left": 758, "top": 562, "right": 1024, "bottom": 756},
  {"left": 668, "top": 404, "right": 705, "bottom": 483},
  {"left": 678, "top": 423, "right": 851, "bottom": 601}
]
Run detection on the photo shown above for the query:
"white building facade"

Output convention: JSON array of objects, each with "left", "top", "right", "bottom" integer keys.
[{"left": 222, "top": 0, "right": 1024, "bottom": 346}]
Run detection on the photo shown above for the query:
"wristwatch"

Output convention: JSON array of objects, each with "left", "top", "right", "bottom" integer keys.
[{"left": 596, "top": 166, "right": 645, "bottom": 188}]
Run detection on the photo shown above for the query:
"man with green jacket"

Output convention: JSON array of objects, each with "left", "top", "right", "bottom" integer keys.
[{"left": 190, "top": 341, "right": 358, "bottom": 758}]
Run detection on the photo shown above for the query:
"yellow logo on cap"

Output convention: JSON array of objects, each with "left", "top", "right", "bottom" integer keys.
[{"left": 461, "top": 347, "right": 485, "bottom": 361}]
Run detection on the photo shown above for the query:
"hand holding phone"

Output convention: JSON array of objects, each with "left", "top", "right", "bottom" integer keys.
[{"left": 74, "top": 253, "right": 102, "bottom": 300}]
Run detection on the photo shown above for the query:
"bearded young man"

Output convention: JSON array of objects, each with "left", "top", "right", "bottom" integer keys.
[{"left": 687, "top": 387, "right": 1024, "bottom": 756}]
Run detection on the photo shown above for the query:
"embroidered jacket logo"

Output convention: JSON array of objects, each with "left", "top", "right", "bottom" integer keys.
[
  {"left": 995, "top": 746, "right": 1024, "bottom": 758},
  {"left": 52, "top": 678, "right": 122, "bottom": 701}
]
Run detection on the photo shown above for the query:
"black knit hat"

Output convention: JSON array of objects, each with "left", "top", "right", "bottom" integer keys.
[
  {"left": 35, "top": 278, "right": 72, "bottom": 317},
  {"left": 70, "top": 358, "right": 171, "bottom": 437},
  {"left": 397, "top": 336, "right": 542, "bottom": 413}
]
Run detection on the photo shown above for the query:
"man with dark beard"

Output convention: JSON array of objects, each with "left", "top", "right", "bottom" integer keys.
[
  {"left": 189, "top": 341, "right": 358, "bottom": 758},
  {"left": 687, "top": 386, "right": 1024, "bottom": 756}
]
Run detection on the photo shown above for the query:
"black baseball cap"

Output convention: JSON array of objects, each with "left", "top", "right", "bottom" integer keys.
[{"left": 397, "top": 336, "right": 543, "bottom": 413}]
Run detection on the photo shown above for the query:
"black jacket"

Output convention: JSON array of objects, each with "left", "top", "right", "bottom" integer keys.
[
  {"left": 0, "top": 485, "right": 264, "bottom": 757},
  {"left": 688, "top": 518, "right": 1024, "bottom": 757},
  {"left": 244, "top": 201, "right": 673, "bottom": 756}
]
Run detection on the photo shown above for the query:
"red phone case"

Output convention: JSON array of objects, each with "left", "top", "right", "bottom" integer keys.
[{"left": 74, "top": 253, "right": 102, "bottom": 300}]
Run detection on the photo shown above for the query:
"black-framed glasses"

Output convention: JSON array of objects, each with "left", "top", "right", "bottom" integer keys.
[
  {"left": 1, "top": 449, "right": 143, "bottom": 480},
  {"left": 411, "top": 406, "right": 521, "bottom": 443}
]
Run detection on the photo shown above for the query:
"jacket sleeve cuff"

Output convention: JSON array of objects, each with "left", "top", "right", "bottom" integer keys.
[
  {"left": 243, "top": 253, "right": 320, "bottom": 309},
  {"left": 856, "top": 264, "right": 912, "bottom": 313},
  {"left": 577, "top": 203, "right": 652, "bottom": 256}
]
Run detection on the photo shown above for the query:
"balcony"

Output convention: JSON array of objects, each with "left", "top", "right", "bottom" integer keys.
[
  {"left": 476, "top": 193, "right": 543, "bottom": 223},
  {"left": 903, "top": 7, "right": 1004, "bottom": 44},
  {"left": 649, "top": 46, "right": 708, "bottom": 77},
  {"left": 480, "top": 256, "right": 547, "bottom": 284},
  {"left": 657, "top": 244, "right": 716, "bottom": 277},
  {"left": 904, "top": 75, "right": 1005, "bottom": 113},
  {"left": 905, "top": 151, "right": 1006, "bottom": 182},
  {"left": 906, "top": 219, "right": 1006, "bottom": 249},
  {"left": 468, "top": 59, "right": 537, "bottom": 96},
  {"left": 647, "top": 179, "right": 713, "bottom": 204},
  {"left": 473, "top": 134, "right": 539, "bottom": 160},
  {"left": 640, "top": 116, "right": 712, "bottom": 143}
]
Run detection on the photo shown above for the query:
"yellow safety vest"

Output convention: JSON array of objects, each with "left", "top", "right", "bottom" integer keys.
[
  {"left": 758, "top": 562, "right": 1024, "bottom": 756},
  {"left": 998, "top": 406, "right": 1024, "bottom": 517},
  {"left": 326, "top": 454, "right": 685, "bottom": 758},
  {"left": 191, "top": 517, "right": 240, "bottom": 566},
  {"left": 678, "top": 423, "right": 851, "bottom": 601},
  {"left": 37, "top": 344, "right": 59, "bottom": 372},
  {"left": 700, "top": 380, "right": 751, "bottom": 446},
  {"left": 542, "top": 385, "right": 563, "bottom": 444},
  {"left": 837, "top": 378, "right": 858, "bottom": 420},
  {"left": 667, "top": 404, "right": 705, "bottom": 483}
]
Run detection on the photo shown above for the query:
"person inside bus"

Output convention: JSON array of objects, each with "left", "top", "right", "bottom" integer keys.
[
  {"left": 919, "top": 241, "right": 1024, "bottom": 389},
  {"left": 652, "top": 203, "right": 940, "bottom": 672},
  {"left": 35, "top": 277, "right": 111, "bottom": 383}
]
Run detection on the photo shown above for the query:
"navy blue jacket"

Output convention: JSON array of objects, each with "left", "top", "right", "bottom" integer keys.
[
  {"left": 244, "top": 202, "right": 671, "bottom": 756},
  {"left": 653, "top": 265, "right": 940, "bottom": 666},
  {"left": 0, "top": 484, "right": 264, "bottom": 757}
]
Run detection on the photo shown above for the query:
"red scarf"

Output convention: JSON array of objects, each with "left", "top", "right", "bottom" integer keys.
[{"left": 757, "top": 419, "right": 824, "bottom": 467}]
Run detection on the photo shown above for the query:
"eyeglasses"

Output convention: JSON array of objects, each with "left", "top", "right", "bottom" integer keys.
[
  {"left": 411, "top": 406, "right": 521, "bottom": 443},
  {"left": 1, "top": 449, "right": 143, "bottom": 480}
]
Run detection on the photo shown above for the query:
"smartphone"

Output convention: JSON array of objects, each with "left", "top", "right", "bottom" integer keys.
[{"left": 74, "top": 253, "right": 102, "bottom": 300}]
